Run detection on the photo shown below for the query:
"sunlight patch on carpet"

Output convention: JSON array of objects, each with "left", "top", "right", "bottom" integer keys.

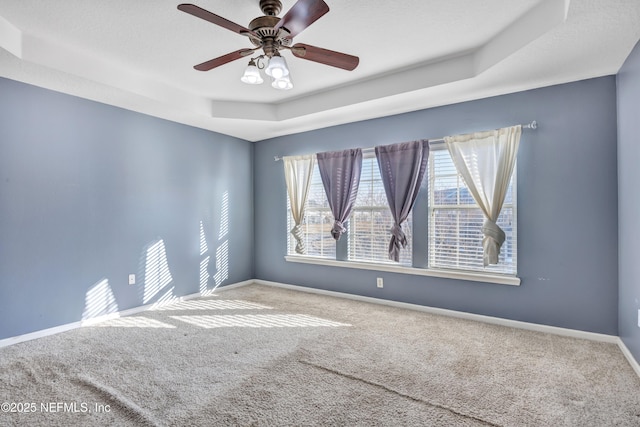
[
  {"left": 170, "top": 314, "right": 350, "bottom": 329},
  {"left": 153, "top": 299, "right": 273, "bottom": 311},
  {"left": 93, "top": 317, "right": 176, "bottom": 328}
]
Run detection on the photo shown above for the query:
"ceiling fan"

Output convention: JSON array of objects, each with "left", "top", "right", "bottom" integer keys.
[{"left": 177, "top": 0, "right": 359, "bottom": 89}]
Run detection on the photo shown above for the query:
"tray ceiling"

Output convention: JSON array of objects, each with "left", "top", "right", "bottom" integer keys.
[{"left": 0, "top": 0, "right": 639, "bottom": 141}]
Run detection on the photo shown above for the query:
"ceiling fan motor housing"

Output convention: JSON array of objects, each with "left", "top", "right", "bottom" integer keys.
[{"left": 248, "top": 15, "right": 292, "bottom": 55}]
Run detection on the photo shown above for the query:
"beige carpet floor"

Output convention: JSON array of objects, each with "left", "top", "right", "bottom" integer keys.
[{"left": 1, "top": 283, "right": 639, "bottom": 426}]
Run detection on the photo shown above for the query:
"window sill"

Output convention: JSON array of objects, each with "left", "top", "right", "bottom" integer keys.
[{"left": 284, "top": 255, "right": 520, "bottom": 286}]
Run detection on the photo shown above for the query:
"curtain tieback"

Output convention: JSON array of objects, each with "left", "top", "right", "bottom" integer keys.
[
  {"left": 390, "top": 223, "right": 408, "bottom": 248},
  {"left": 331, "top": 221, "right": 347, "bottom": 240},
  {"left": 290, "top": 225, "right": 305, "bottom": 254},
  {"left": 481, "top": 220, "right": 505, "bottom": 245},
  {"left": 387, "top": 223, "right": 408, "bottom": 262},
  {"left": 481, "top": 220, "right": 506, "bottom": 266}
]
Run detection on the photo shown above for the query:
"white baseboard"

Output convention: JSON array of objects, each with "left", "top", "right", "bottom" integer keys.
[
  {"left": 617, "top": 338, "right": 640, "bottom": 378},
  {"left": 253, "top": 279, "right": 620, "bottom": 344},
  {"left": 0, "top": 279, "right": 254, "bottom": 349},
  {"left": 0, "top": 322, "right": 84, "bottom": 349}
]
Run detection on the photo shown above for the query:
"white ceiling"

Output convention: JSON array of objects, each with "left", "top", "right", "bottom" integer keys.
[{"left": 0, "top": 0, "right": 639, "bottom": 142}]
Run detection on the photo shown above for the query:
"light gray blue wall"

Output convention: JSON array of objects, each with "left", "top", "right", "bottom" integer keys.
[
  {"left": 254, "top": 77, "right": 619, "bottom": 335},
  {"left": 0, "top": 73, "right": 624, "bottom": 341},
  {"left": 0, "top": 77, "right": 254, "bottom": 340},
  {"left": 617, "top": 40, "right": 640, "bottom": 361}
]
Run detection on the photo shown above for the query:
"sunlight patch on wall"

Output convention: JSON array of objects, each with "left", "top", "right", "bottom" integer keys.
[
  {"left": 93, "top": 317, "right": 176, "bottom": 328},
  {"left": 154, "top": 299, "right": 272, "bottom": 311},
  {"left": 199, "top": 220, "right": 209, "bottom": 256},
  {"left": 170, "top": 314, "right": 351, "bottom": 329},
  {"left": 213, "top": 240, "right": 229, "bottom": 286},
  {"left": 199, "top": 220, "right": 211, "bottom": 295},
  {"left": 199, "top": 191, "right": 230, "bottom": 296},
  {"left": 212, "top": 191, "right": 230, "bottom": 287},
  {"left": 143, "top": 239, "right": 173, "bottom": 304},
  {"left": 200, "top": 255, "right": 211, "bottom": 294},
  {"left": 82, "top": 278, "right": 119, "bottom": 321},
  {"left": 218, "top": 191, "right": 229, "bottom": 240},
  {"left": 150, "top": 286, "right": 179, "bottom": 309}
]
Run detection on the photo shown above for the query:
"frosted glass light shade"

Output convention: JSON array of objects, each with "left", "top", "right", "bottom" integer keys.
[
  {"left": 240, "top": 64, "right": 263, "bottom": 84},
  {"left": 265, "top": 55, "right": 289, "bottom": 79},
  {"left": 272, "top": 75, "right": 293, "bottom": 90}
]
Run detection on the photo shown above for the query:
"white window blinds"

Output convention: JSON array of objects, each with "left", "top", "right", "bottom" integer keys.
[
  {"left": 428, "top": 148, "right": 517, "bottom": 275},
  {"left": 348, "top": 155, "right": 412, "bottom": 266}
]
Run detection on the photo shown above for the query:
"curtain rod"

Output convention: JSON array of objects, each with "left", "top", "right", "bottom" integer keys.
[{"left": 274, "top": 120, "right": 537, "bottom": 161}]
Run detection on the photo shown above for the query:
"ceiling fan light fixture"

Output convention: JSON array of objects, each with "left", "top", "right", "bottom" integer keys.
[
  {"left": 240, "top": 60, "right": 264, "bottom": 85},
  {"left": 272, "top": 75, "right": 293, "bottom": 90},
  {"left": 178, "top": 1, "right": 358, "bottom": 93},
  {"left": 264, "top": 54, "right": 289, "bottom": 79}
]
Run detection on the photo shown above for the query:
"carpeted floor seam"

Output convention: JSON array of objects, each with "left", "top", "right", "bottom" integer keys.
[{"left": 298, "top": 359, "right": 502, "bottom": 427}]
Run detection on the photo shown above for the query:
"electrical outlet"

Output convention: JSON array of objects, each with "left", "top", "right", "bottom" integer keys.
[
  {"left": 129, "top": 274, "right": 136, "bottom": 285},
  {"left": 376, "top": 277, "right": 383, "bottom": 288}
]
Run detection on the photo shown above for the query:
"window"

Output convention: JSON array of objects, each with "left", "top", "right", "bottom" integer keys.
[
  {"left": 428, "top": 147, "right": 517, "bottom": 275},
  {"left": 348, "top": 154, "right": 413, "bottom": 266},
  {"left": 284, "top": 141, "right": 520, "bottom": 286},
  {"left": 287, "top": 165, "right": 335, "bottom": 258}
]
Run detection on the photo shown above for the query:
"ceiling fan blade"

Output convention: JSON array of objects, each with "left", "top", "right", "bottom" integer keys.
[
  {"left": 290, "top": 43, "right": 359, "bottom": 71},
  {"left": 178, "top": 4, "right": 258, "bottom": 38},
  {"left": 274, "top": 0, "right": 329, "bottom": 38},
  {"left": 194, "top": 48, "right": 254, "bottom": 71}
]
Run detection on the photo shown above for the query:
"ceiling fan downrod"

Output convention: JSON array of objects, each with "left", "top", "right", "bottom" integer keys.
[{"left": 260, "top": 0, "right": 282, "bottom": 16}]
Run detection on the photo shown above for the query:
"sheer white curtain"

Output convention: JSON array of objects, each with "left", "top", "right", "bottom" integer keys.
[
  {"left": 283, "top": 154, "right": 316, "bottom": 254},
  {"left": 445, "top": 125, "right": 521, "bottom": 266}
]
